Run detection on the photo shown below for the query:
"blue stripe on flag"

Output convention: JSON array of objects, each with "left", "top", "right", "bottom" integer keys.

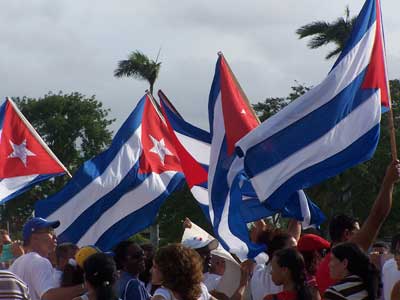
[
  {"left": 243, "top": 69, "right": 375, "bottom": 177},
  {"left": 0, "top": 100, "right": 7, "bottom": 131},
  {"left": 36, "top": 97, "right": 146, "bottom": 218},
  {"left": 332, "top": 0, "right": 376, "bottom": 70},
  {"left": 266, "top": 124, "right": 379, "bottom": 210},
  {"left": 56, "top": 163, "right": 150, "bottom": 243}
]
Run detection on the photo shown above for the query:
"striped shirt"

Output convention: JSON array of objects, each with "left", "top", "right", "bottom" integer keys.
[
  {"left": 0, "top": 270, "right": 30, "bottom": 299},
  {"left": 324, "top": 275, "right": 368, "bottom": 300}
]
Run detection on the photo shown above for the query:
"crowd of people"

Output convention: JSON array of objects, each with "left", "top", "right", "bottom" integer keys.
[{"left": 0, "top": 161, "right": 399, "bottom": 300}]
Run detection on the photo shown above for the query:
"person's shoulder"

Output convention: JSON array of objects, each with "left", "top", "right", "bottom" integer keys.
[{"left": 382, "top": 257, "right": 396, "bottom": 272}]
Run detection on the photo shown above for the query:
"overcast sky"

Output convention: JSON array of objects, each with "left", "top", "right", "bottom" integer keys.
[{"left": 1, "top": 0, "right": 399, "bottom": 133}]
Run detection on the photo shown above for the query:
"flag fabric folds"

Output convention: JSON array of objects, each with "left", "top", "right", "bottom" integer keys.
[
  {"left": 35, "top": 95, "right": 184, "bottom": 250},
  {"left": 208, "top": 54, "right": 271, "bottom": 260},
  {"left": 237, "top": 0, "right": 389, "bottom": 209},
  {"left": 159, "top": 90, "right": 325, "bottom": 229},
  {"left": 0, "top": 98, "right": 67, "bottom": 204}
]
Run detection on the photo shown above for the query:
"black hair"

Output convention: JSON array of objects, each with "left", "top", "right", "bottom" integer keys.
[
  {"left": 332, "top": 242, "right": 380, "bottom": 300},
  {"left": 55, "top": 243, "right": 79, "bottom": 265},
  {"left": 274, "top": 248, "right": 312, "bottom": 300},
  {"left": 139, "top": 243, "right": 154, "bottom": 285},
  {"left": 113, "top": 240, "right": 136, "bottom": 270},
  {"left": 267, "top": 232, "right": 294, "bottom": 258},
  {"left": 329, "top": 214, "right": 358, "bottom": 243},
  {"left": 84, "top": 253, "right": 118, "bottom": 300},
  {"left": 61, "top": 263, "right": 84, "bottom": 287},
  {"left": 372, "top": 241, "right": 388, "bottom": 249},
  {"left": 391, "top": 234, "right": 400, "bottom": 254}
]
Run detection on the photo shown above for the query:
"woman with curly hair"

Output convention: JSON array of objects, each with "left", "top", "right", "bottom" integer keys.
[
  {"left": 151, "top": 244, "right": 213, "bottom": 300},
  {"left": 325, "top": 242, "right": 380, "bottom": 300}
]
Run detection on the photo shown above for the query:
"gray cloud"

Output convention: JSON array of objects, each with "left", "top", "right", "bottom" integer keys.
[{"left": 0, "top": 0, "right": 398, "bottom": 132}]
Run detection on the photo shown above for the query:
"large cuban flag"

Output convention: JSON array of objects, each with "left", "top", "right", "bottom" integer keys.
[
  {"left": 159, "top": 90, "right": 325, "bottom": 228},
  {"left": 236, "top": 0, "right": 390, "bottom": 209},
  {"left": 0, "top": 98, "right": 67, "bottom": 204},
  {"left": 35, "top": 95, "right": 184, "bottom": 250}
]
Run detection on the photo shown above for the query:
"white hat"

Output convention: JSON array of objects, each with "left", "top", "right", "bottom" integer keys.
[{"left": 181, "top": 222, "right": 218, "bottom": 250}]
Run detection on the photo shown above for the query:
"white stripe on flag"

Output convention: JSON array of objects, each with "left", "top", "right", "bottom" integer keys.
[
  {"left": 252, "top": 91, "right": 381, "bottom": 201},
  {"left": 298, "top": 191, "right": 311, "bottom": 228},
  {"left": 191, "top": 185, "right": 209, "bottom": 206},
  {"left": 0, "top": 174, "right": 38, "bottom": 198},
  {"left": 175, "top": 131, "right": 210, "bottom": 166},
  {"left": 237, "top": 23, "right": 376, "bottom": 154},
  {"left": 208, "top": 93, "right": 225, "bottom": 225},
  {"left": 77, "top": 171, "right": 177, "bottom": 246},
  {"left": 52, "top": 126, "right": 143, "bottom": 235},
  {"left": 218, "top": 192, "right": 249, "bottom": 261}
]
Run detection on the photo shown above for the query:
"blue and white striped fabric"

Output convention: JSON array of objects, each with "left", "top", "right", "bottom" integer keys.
[
  {"left": 236, "top": 0, "right": 389, "bottom": 209},
  {"left": 35, "top": 95, "right": 184, "bottom": 250},
  {"left": 159, "top": 90, "right": 325, "bottom": 229}
]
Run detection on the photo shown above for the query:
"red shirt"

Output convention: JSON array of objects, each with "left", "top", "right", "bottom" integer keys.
[
  {"left": 315, "top": 253, "right": 337, "bottom": 297},
  {"left": 264, "top": 291, "right": 297, "bottom": 300}
]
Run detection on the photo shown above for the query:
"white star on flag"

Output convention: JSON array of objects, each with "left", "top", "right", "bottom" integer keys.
[
  {"left": 8, "top": 139, "right": 36, "bottom": 167},
  {"left": 240, "top": 109, "right": 246, "bottom": 115},
  {"left": 149, "top": 135, "right": 173, "bottom": 165}
]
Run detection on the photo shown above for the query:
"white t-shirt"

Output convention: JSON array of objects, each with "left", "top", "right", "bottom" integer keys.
[
  {"left": 250, "top": 264, "right": 282, "bottom": 300},
  {"left": 203, "top": 272, "right": 222, "bottom": 292},
  {"left": 153, "top": 283, "right": 210, "bottom": 300},
  {"left": 9, "top": 252, "right": 59, "bottom": 300},
  {"left": 382, "top": 258, "right": 400, "bottom": 300}
]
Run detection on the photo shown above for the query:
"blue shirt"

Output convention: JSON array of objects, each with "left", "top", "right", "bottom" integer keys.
[{"left": 117, "top": 271, "right": 151, "bottom": 300}]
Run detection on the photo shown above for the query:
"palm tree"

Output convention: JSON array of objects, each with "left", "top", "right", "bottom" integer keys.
[
  {"left": 296, "top": 7, "right": 356, "bottom": 60},
  {"left": 114, "top": 51, "right": 161, "bottom": 95}
]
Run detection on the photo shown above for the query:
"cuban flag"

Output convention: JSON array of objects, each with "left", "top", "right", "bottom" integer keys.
[
  {"left": 0, "top": 97, "right": 67, "bottom": 204},
  {"left": 236, "top": 0, "right": 389, "bottom": 209},
  {"left": 158, "top": 90, "right": 212, "bottom": 219},
  {"left": 35, "top": 95, "right": 184, "bottom": 250},
  {"left": 159, "top": 90, "right": 326, "bottom": 229}
]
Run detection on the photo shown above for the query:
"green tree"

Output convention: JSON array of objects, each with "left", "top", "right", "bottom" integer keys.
[
  {"left": 114, "top": 51, "right": 161, "bottom": 95},
  {"left": 296, "top": 6, "right": 356, "bottom": 59},
  {"left": 1, "top": 92, "right": 115, "bottom": 233}
]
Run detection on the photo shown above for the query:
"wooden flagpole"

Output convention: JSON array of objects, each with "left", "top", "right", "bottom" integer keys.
[{"left": 387, "top": 99, "right": 398, "bottom": 160}]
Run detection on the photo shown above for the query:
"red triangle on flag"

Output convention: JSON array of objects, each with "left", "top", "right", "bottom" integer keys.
[
  {"left": 220, "top": 56, "right": 259, "bottom": 156},
  {"left": 0, "top": 99, "right": 66, "bottom": 179},
  {"left": 139, "top": 96, "right": 182, "bottom": 174}
]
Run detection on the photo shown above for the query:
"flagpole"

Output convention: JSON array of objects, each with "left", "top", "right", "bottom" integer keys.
[
  {"left": 388, "top": 100, "right": 398, "bottom": 160},
  {"left": 218, "top": 52, "right": 261, "bottom": 125},
  {"left": 6, "top": 98, "right": 72, "bottom": 178}
]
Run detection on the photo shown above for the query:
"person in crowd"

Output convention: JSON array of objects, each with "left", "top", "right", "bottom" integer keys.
[
  {"left": 54, "top": 243, "right": 79, "bottom": 285},
  {"left": 151, "top": 243, "right": 214, "bottom": 300},
  {"left": 372, "top": 241, "right": 389, "bottom": 255},
  {"left": 203, "top": 253, "right": 226, "bottom": 292},
  {"left": 182, "top": 217, "right": 219, "bottom": 275},
  {"left": 316, "top": 160, "right": 400, "bottom": 297},
  {"left": 139, "top": 243, "right": 155, "bottom": 287},
  {"left": 0, "top": 269, "right": 31, "bottom": 299},
  {"left": 382, "top": 234, "right": 400, "bottom": 300},
  {"left": 73, "top": 252, "right": 119, "bottom": 300},
  {"left": 265, "top": 247, "right": 312, "bottom": 300},
  {"left": 297, "top": 234, "right": 330, "bottom": 300},
  {"left": 114, "top": 241, "right": 150, "bottom": 300},
  {"left": 9, "top": 217, "right": 86, "bottom": 300},
  {"left": 0, "top": 229, "right": 24, "bottom": 268},
  {"left": 249, "top": 219, "right": 301, "bottom": 300},
  {"left": 391, "top": 280, "right": 400, "bottom": 300},
  {"left": 324, "top": 242, "right": 380, "bottom": 300}
]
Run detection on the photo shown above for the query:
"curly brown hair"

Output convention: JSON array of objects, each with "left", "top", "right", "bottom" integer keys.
[{"left": 155, "top": 244, "right": 203, "bottom": 300}]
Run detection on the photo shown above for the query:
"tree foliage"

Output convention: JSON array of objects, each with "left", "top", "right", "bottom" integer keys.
[
  {"left": 296, "top": 6, "right": 356, "bottom": 59},
  {"left": 114, "top": 51, "right": 161, "bottom": 95},
  {"left": 1, "top": 92, "right": 115, "bottom": 234}
]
